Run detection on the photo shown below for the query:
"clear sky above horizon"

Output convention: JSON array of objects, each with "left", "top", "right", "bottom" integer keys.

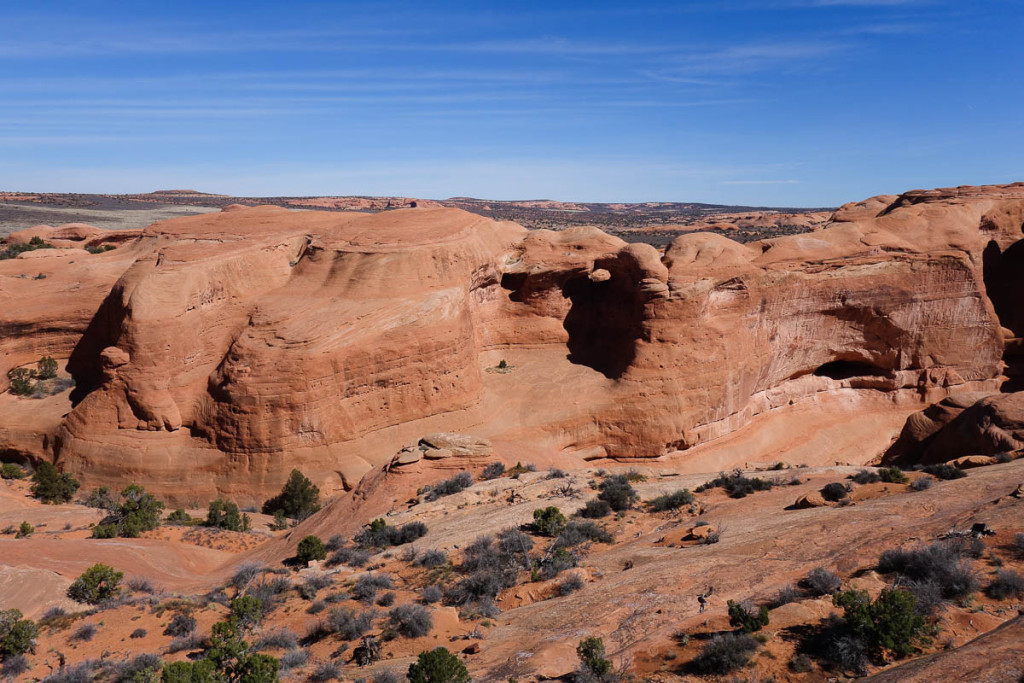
[{"left": 0, "top": 0, "right": 1021, "bottom": 207}]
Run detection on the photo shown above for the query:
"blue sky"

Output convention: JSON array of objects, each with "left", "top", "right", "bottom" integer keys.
[{"left": 0, "top": 0, "right": 1020, "bottom": 206}]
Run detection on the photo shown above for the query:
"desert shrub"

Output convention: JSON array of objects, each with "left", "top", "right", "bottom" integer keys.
[
  {"left": 104, "top": 654, "right": 162, "bottom": 683},
  {"left": 126, "top": 576, "right": 154, "bottom": 593},
  {"left": 15, "top": 521, "right": 33, "bottom": 538},
  {"left": 165, "top": 508, "right": 192, "bottom": 525},
  {"left": 299, "top": 573, "right": 333, "bottom": 600},
  {"left": 1015, "top": 532, "right": 1024, "bottom": 557},
  {"left": 309, "top": 660, "right": 341, "bottom": 682},
  {"left": 554, "top": 520, "right": 613, "bottom": 548},
  {"left": 804, "top": 567, "right": 841, "bottom": 596},
  {"left": 910, "top": 477, "right": 934, "bottom": 491},
  {"left": 878, "top": 466, "right": 909, "bottom": 484},
  {"left": 559, "top": 572, "right": 585, "bottom": 596},
  {"left": 0, "top": 609, "right": 38, "bottom": 658},
  {"left": 36, "top": 355, "right": 58, "bottom": 379},
  {"left": 279, "top": 649, "right": 310, "bottom": 670},
  {"left": 986, "top": 569, "right": 1024, "bottom": 600},
  {"left": 389, "top": 604, "right": 433, "bottom": 638},
  {"left": 414, "top": 549, "right": 448, "bottom": 568},
  {"left": 69, "top": 622, "right": 97, "bottom": 642},
  {"left": 531, "top": 506, "right": 566, "bottom": 537},
  {"left": 695, "top": 470, "right": 773, "bottom": 499},
  {"left": 245, "top": 577, "right": 289, "bottom": 617},
  {"left": 576, "top": 636, "right": 612, "bottom": 680},
  {"left": 624, "top": 468, "right": 647, "bottom": 482},
  {"left": 547, "top": 467, "right": 568, "bottom": 479},
  {"left": 0, "top": 463, "right": 27, "bottom": 480},
  {"left": 130, "top": 627, "right": 147, "bottom": 639},
  {"left": 851, "top": 469, "right": 879, "bottom": 484},
  {"left": 727, "top": 600, "right": 769, "bottom": 633},
  {"left": 537, "top": 546, "right": 578, "bottom": 580},
  {"left": 84, "top": 486, "right": 117, "bottom": 510},
  {"left": 39, "top": 606, "right": 66, "bottom": 624},
  {"left": 922, "top": 464, "right": 967, "bottom": 480},
  {"left": 262, "top": 469, "right": 320, "bottom": 520},
  {"left": 230, "top": 561, "right": 266, "bottom": 590},
  {"left": 690, "top": 633, "right": 759, "bottom": 675},
  {"left": 1, "top": 655, "right": 29, "bottom": 679},
  {"left": 407, "top": 646, "right": 470, "bottom": 683},
  {"left": 505, "top": 462, "right": 537, "bottom": 478},
  {"left": 91, "top": 523, "right": 118, "bottom": 539},
  {"left": 254, "top": 626, "right": 299, "bottom": 650},
  {"left": 355, "top": 518, "right": 429, "bottom": 549},
  {"left": 307, "top": 600, "right": 326, "bottom": 614},
  {"left": 427, "top": 471, "right": 473, "bottom": 500},
  {"left": 773, "top": 584, "right": 802, "bottom": 607},
  {"left": 353, "top": 573, "right": 394, "bottom": 602},
  {"left": 877, "top": 541, "right": 979, "bottom": 602},
  {"left": 167, "top": 632, "right": 210, "bottom": 653},
  {"left": 832, "top": 588, "right": 926, "bottom": 659},
  {"left": 164, "top": 613, "right": 196, "bottom": 637},
  {"left": 296, "top": 535, "right": 327, "bottom": 564},
  {"left": 205, "top": 499, "right": 251, "bottom": 531},
  {"left": 648, "top": 489, "right": 694, "bottom": 512},
  {"left": 68, "top": 564, "right": 123, "bottom": 604},
  {"left": 445, "top": 570, "right": 504, "bottom": 609},
  {"left": 820, "top": 482, "right": 850, "bottom": 502},
  {"left": 376, "top": 592, "right": 396, "bottom": 607},
  {"left": 597, "top": 474, "right": 637, "bottom": 511},
  {"left": 481, "top": 462, "right": 506, "bottom": 480},
  {"left": 96, "top": 484, "right": 165, "bottom": 537},
  {"left": 789, "top": 653, "right": 813, "bottom": 673},
  {"left": 41, "top": 660, "right": 101, "bottom": 683},
  {"left": 328, "top": 607, "right": 373, "bottom": 641},
  {"left": 270, "top": 510, "right": 289, "bottom": 530},
  {"left": 327, "top": 547, "right": 371, "bottom": 568},
  {"left": 325, "top": 534, "right": 345, "bottom": 552},
  {"left": 30, "top": 461, "right": 79, "bottom": 504},
  {"left": 422, "top": 585, "right": 443, "bottom": 604},
  {"left": 577, "top": 498, "right": 612, "bottom": 519}
]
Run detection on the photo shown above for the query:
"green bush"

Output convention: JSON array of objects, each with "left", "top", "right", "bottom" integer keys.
[
  {"left": 91, "top": 524, "right": 118, "bottom": 539},
  {"left": 577, "top": 498, "right": 612, "bottom": 518},
  {"left": 0, "top": 463, "right": 27, "bottom": 480},
  {"left": 576, "top": 636, "right": 613, "bottom": 679},
  {"left": 206, "top": 499, "right": 251, "bottom": 531},
  {"left": 67, "top": 563, "right": 123, "bottom": 604},
  {"left": 97, "top": 484, "right": 164, "bottom": 537},
  {"left": 922, "top": 464, "right": 967, "bottom": 480},
  {"left": 0, "top": 609, "right": 38, "bottom": 659},
  {"left": 531, "top": 506, "right": 567, "bottom": 537},
  {"left": 30, "top": 461, "right": 79, "bottom": 504},
  {"left": 161, "top": 596, "right": 277, "bottom": 683},
  {"left": 15, "top": 521, "right": 33, "bottom": 538},
  {"left": 833, "top": 588, "right": 926, "bottom": 659},
  {"left": 36, "top": 356, "right": 58, "bottom": 380},
  {"left": 695, "top": 470, "right": 773, "bottom": 498},
  {"left": 407, "top": 647, "right": 470, "bottom": 683},
  {"left": 597, "top": 475, "right": 638, "bottom": 511},
  {"left": 166, "top": 508, "right": 193, "bottom": 525},
  {"left": 262, "top": 469, "right": 320, "bottom": 520},
  {"left": 877, "top": 467, "right": 908, "bottom": 484},
  {"left": 648, "top": 489, "right": 695, "bottom": 511},
  {"left": 0, "top": 236, "right": 54, "bottom": 260},
  {"left": 727, "top": 600, "right": 770, "bottom": 633},
  {"left": 296, "top": 535, "right": 328, "bottom": 564}
]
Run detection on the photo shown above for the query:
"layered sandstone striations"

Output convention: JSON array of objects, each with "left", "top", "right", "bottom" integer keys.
[{"left": 2, "top": 184, "right": 1022, "bottom": 502}]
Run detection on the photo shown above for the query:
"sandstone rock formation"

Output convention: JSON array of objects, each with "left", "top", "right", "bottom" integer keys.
[{"left": 2, "top": 184, "right": 1024, "bottom": 503}]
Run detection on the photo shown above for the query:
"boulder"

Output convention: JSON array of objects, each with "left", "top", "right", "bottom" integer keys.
[{"left": 793, "top": 492, "right": 827, "bottom": 509}]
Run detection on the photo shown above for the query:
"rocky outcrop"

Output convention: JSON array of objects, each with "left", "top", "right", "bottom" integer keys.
[
  {"left": 886, "top": 392, "right": 1024, "bottom": 465},
  {"left": 1, "top": 184, "right": 1022, "bottom": 502}
]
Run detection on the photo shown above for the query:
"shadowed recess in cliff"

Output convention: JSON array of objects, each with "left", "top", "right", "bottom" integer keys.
[
  {"left": 561, "top": 266, "right": 644, "bottom": 380},
  {"left": 983, "top": 237, "right": 1024, "bottom": 391},
  {"left": 66, "top": 288, "right": 129, "bottom": 405},
  {"left": 813, "top": 359, "right": 888, "bottom": 381}
]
